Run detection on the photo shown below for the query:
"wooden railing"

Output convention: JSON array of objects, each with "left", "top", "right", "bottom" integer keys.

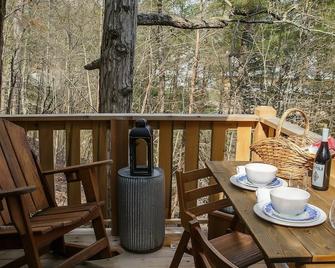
[{"left": 1, "top": 106, "right": 334, "bottom": 236}]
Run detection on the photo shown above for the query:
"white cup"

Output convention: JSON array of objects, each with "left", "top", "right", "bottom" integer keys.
[{"left": 270, "top": 187, "right": 310, "bottom": 215}]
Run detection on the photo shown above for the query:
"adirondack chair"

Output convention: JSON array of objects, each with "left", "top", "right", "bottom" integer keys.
[{"left": 0, "top": 119, "right": 119, "bottom": 267}]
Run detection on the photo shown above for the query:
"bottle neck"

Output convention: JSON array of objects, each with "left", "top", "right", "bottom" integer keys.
[
  {"left": 319, "top": 141, "right": 329, "bottom": 154},
  {"left": 321, "top": 128, "right": 329, "bottom": 142}
]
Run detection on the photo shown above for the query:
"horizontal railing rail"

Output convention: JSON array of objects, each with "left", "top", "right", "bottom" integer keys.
[{"left": 1, "top": 106, "right": 333, "bottom": 236}]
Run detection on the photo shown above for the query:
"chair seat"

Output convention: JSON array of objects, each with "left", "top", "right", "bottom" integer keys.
[
  {"left": 210, "top": 231, "right": 263, "bottom": 267},
  {"left": 0, "top": 202, "right": 103, "bottom": 235}
]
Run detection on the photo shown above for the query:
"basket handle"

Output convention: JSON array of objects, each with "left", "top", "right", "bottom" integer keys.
[{"left": 275, "top": 108, "right": 310, "bottom": 138}]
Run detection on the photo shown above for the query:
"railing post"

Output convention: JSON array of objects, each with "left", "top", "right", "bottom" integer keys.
[
  {"left": 236, "top": 122, "right": 253, "bottom": 161},
  {"left": 184, "top": 121, "right": 200, "bottom": 208},
  {"left": 252, "top": 106, "right": 277, "bottom": 160},
  {"left": 110, "top": 119, "right": 129, "bottom": 236},
  {"left": 210, "top": 122, "right": 228, "bottom": 202},
  {"left": 331, "top": 160, "right": 335, "bottom": 188},
  {"left": 93, "top": 121, "right": 108, "bottom": 217},
  {"left": 159, "top": 121, "right": 173, "bottom": 219},
  {"left": 66, "top": 123, "right": 81, "bottom": 205},
  {"left": 39, "top": 124, "right": 55, "bottom": 198}
]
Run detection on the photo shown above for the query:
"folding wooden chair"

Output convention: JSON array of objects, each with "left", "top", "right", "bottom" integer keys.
[{"left": 170, "top": 167, "right": 237, "bottom": 268}]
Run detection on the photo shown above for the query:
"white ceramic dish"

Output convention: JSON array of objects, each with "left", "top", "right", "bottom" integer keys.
[
  {"left": 245, "top": 163, "right": 278, "bottom": 185},
  {"left": 262, "top": 202, "right": 320, "bottom": 223},
  {"left": 253, "top": 202, "right": 326, "bottom": 227},
  {"left": 270, "top": 187, "right": 310, "bottom": 215},
  {"left": 230, "top": 175, "right": 287, "bottom": 191}
]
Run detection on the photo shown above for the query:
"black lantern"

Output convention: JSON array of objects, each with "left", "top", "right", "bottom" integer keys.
[{"left": 129, "top": 119, "right": 154, "bottom": 176}]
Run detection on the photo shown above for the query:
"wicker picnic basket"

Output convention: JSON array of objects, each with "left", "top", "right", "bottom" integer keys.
[{"left": 251, "top": 108, "right": 316, "bottom": 180}]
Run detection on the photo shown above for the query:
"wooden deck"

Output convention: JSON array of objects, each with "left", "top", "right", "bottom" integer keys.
[{"left": 0, "top": 228, "right": 286, "bottom": 267}]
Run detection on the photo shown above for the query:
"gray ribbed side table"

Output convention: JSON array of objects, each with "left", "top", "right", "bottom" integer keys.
[{"left": 118, "top": 167, "right": 165, "bottom": 253}]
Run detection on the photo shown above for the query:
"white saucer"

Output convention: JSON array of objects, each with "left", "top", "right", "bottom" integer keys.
[
  {"left": 253, "top": 202, "right": 327, "bottom": 227},
  {"left": 230, "top": 175, "right": 288, "bottom": 191},
  {"left": 263, "top": 202, "right": 320, "bottom": 223}
]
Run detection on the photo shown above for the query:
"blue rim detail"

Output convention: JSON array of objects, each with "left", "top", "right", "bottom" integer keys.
[
  {"left": 263, "top": 202, "right": 320, "bottom": 222},
  {"left": 237, "top": 175, "right": 281, "bottom": 188}
]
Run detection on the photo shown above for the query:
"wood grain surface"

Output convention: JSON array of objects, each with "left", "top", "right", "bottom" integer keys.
[{"left": 206, "top": 161, "right": 335, "bottom": 265}]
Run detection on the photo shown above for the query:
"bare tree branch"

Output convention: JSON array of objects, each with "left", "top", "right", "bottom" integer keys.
[
  {"left": 137, "top": 13, "right": 275, "bottom": 29},
  {"left": 84, "top": 10, "right": 335, "bottom": 71},
  {"left": 84, "top": 58, "right": 101, "bottom": 70},
  {"left": 274, "top": 19, "right": 335, "bottom": 38}
]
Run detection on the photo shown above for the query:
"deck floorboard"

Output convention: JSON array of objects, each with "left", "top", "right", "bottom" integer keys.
[{"left": 0, "top": 228, "right": 284, "bottom": 267}]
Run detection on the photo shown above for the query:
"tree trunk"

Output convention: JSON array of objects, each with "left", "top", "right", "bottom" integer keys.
[
  {"left": 99, "top": 0, "right": 138, "bottom": 113},
  {"left": 0, "top": 0, "right": 5, "bottom": 106}
]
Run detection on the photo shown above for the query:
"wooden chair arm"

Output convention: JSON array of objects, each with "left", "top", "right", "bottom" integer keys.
[
  {"left": 185, "top": 211, "right": 197, "bottom": 220},
  {"left": 0, "top": 186, "right": 36, "bottom": 199},
  {"left": 209, "top": 210, "right": 234, "bottom": 220},
  {"left": 42, "top": 160, "right": 113, "bottom": 176}
]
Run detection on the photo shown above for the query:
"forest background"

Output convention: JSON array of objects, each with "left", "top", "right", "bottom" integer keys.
[{"left": 1, "top": 0, "right": 335, "bottom": 213}]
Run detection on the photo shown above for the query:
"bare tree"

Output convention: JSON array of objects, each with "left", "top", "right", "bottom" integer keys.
[
  {"left": 0, "top": 0, "right": 6, "bottom": 107},
  {"left": 99, "top": 0, "right": 138, "bottom": 113}
]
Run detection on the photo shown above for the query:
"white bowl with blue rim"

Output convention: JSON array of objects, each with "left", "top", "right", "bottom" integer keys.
[
  {"left": 245, "top": 163, "right": 278, "bottom": 186},
  {"left": 270, "top": 187, "right": 310, "bottom": 216},
  {"left": 263, "top": 202, "right": 320, "bottom": 222}
]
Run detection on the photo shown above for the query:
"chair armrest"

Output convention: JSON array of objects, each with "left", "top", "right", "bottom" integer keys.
[
  {"left": 42, "top": 160, "right": 113, "bottom": 175},
  {"left": 0, "top": 186, "right": 36, "bottom": 199},
  {"left": 185, "top": 211, "right": 197, "bottom": 220}
]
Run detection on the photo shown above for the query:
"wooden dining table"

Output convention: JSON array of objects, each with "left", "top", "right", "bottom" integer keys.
[{"left": 206, "top": 160, "right": 335, "bottom": 268}]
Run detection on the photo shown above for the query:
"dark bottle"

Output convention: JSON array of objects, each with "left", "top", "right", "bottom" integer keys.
[{"left": 312, "top": 128, "right": 331, "bottom": 191}]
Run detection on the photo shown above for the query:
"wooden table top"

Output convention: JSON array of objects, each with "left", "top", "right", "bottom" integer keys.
[{"left": 206, "top": 161, "right": 335, "bottom": 264}]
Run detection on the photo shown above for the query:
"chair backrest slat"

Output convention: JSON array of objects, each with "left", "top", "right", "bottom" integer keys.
[
  {"left": 0, "top": 120, "right": 49, "bottom": 223},
  {"left": 4, "top": 121, "right": 49, "bottom": 211},
  {"left": 176, "top": 167, "right": 229, "bottom": 230},
  {"left": 181, "top": 168, "right": 212, "bottom": 183},
  {"left": 188, "top": 199, "right": 231, "bottom": 217},
  {"left": 0, "top": 145, "right": 17, "bottom": 224},
  {"left": 185, "top": 184, "right": 222, "bottom": 202}
]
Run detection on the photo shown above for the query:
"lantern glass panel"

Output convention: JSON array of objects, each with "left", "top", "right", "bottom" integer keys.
[{"left": 136, "top": 138, "right": 148, "bottom": 168}]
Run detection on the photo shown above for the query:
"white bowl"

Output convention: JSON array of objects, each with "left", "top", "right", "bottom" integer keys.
[
  {"left": 270, "top": 187, "right": 310, "bottom": 215},
  {"left": 245, "top": 163, "right": 277, "bottom": 185}
]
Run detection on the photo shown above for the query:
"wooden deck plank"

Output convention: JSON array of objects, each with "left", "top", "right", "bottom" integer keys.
[{"left": 0, "top": 227, "right": 286, "bottom": 268}]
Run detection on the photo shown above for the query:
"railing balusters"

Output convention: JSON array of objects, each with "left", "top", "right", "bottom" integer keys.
[
  {"left": 6, "top": 107, "right": 324, "bottom": 235},
  {"left": 184, "top": 121, "right": 200, "bottom": 172},
  {"left": 93, "top": 121, "right": 108, "bottom": 216},
  {"left": 331, "top": 160, "right": 335, "bottom": 188},
  {"left": 236, "top": 122, "right": 253, "bottom": 161},
  {"left": 184, "top": 121, "right": 200, "bottom": 208},
  {"left": 110, "top": 119, "right": 129, "bottom": 235},
  {"left": 210, "top": 122, "right": 229, "bottom": 201},
  {"left": 159, "top": 121, "right": 173, "bottom": 219},
  {"left": 66, "top": 123, "right": 81, "bottom": 205},
  {"left": 39, "top": 124, "right": 55, "bottom": 197},
  {"left": 211, "top": 122, "right": 227, "bottom": 162}
]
